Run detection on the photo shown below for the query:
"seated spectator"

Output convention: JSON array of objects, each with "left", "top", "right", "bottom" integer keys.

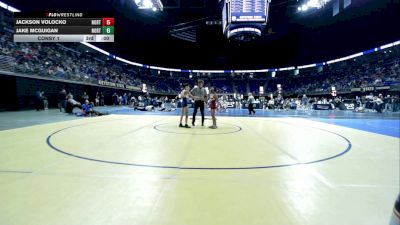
[
  {"left": 82, "top": 100, "right": 95, "bottom": 116},
  {"left": 65, "top": 94, "right": 82, "bottom": 114}
]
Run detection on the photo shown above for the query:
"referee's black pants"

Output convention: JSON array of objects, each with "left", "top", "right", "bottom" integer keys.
[
  {"left": 192, "top": 100, "right": 205, "bottom": 125},
  {"left": 248, "top": 103, "right": 256, "bottom": 114}
]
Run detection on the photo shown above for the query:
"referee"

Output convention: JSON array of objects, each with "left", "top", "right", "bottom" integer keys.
[
  {"left": 191, "top": 80, "right": 208, "bottom": 126},
  {"left": 248, "top": 92, "right": 256, "bottom": 115}
]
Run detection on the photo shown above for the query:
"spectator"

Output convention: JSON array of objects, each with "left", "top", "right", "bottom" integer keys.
[
  {"left": 95, "top": 92, "right": 100, "bottom": 106},
  {"left": 81, "top": 92, "right": 89, "bottom": 102},
  {"left": 122, "top": 93, "right": 128, "bottom": 105},
  {"left": 35, "top": 90, "right": 44, "bottom": 111},
  {"left": 100, "top": 92, "right": 105, "bottom": 106},
  {"left": 82, "top": 100, "right": 95, "bottom": 116},
  {"left": 65, "top": 94, "right": 82, "bottom": 114},
  {"left": 42, "top": 91, "right": 48, "bottom": 110},
  {"left": 58, "top": 89, "right": 67, "bottom": 112},
  {"left": 112, "top": 93, "right": 118, "bottom": 106}
]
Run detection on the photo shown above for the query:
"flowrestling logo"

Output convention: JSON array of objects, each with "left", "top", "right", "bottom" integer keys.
[{"left": 45, "top": 13, "right": 83, "bottom": 18}]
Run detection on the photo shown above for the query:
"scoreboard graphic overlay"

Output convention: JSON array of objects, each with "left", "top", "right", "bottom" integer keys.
[{"left": 13, "top": 12, "right": 114, "bottom": 42}]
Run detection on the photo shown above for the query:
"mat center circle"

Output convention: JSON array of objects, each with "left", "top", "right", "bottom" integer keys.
[
  {"left": 46, "top": 118, "right": 351, "bottom": 170},
  {"left": 153, "top": 123, "right": 242, "bottom": 135}
]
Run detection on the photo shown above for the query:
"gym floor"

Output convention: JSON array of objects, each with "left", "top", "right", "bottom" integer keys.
[{"left": 0, "top": 107, "right": 399, "bottom": 225}]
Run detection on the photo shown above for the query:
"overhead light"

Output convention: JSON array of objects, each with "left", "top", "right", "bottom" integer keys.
[
  {"left": 143, "top": 0, "right": 153, "bottom": 8},
  {"left": 134, "top": 0, "right": 163, "bottom": 11},
  {"left": 298, "top": 0, "right": 331, "bottom": 12},
  {"left": 307, "top": 0, "right": 320, "bottom": 8}
]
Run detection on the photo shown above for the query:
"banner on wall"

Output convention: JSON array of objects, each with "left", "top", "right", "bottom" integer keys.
[
  {"left": 313, "top": 104, "right": 333, "bottom": 110},
  {"left": 339, "top": 100, "right": 356, "bottom": 110},
  {"left": 98, "top": 80, "right": 140, "bottom": 91},
  {"left": 350, "top": 86, "right": 390, "bottom": 93}
]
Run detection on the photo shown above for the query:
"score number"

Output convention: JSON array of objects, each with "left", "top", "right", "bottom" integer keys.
[
  {"left": 102, "top": 18, "right": 115, "bottom": 34},
  {"left": 102, "top": 18, "right": 114, "bottom": 26}
]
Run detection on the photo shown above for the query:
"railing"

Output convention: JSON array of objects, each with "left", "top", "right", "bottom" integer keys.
[{"left": 1, "top": 50, "right": 399, "bottom": 97}]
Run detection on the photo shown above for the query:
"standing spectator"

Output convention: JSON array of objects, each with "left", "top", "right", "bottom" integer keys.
[
  {"left": 58, "top": 89, "right": 67, "bottom": 112},
  {"left": 35, "top": 90, "right": 44, "bottom": 111},
  {"left": 302, "top": 94, "right": 308, "bottom": 108},
  {"left": 128, "top": 93, "right": 132, "bottom": 104},
  {"left": 95, "top": 92, "right": 100, "bottom": 106},
  {"left": 122, "top": 93, "right": 128, "bottom": 105},
  {"left": 100, "top": 92, "right": 105, "bottom": 106},
  {"left": 112, "top": 93, "right": 118, "bottom": 106},
  {"left": 393, "top": 95, "right": 400, "bottom": 112},
  {"left": 247, "top": 92, "right": 256, "bottom": 115},
  {"left": 42, "top": 91, "right": 48, "bottom": 110},
  {"left": 81, "top": 92, "right": 89, "bottom": 102},
  {"left": 118, "top": 95, "right": 123, "bottom": 105},
  {"left": 275, "top": 94, "right": 284, "bottom": 110},
  {"left": 384, "top": 94, "right": 392, "bottom": 111}
]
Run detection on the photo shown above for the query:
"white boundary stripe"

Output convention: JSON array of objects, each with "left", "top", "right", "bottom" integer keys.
[
  {"left": 380, "top": 43, "right": 394, "bottom": 49},
  {"left": 298, "top": 64, "right": 316, "bottom": 69},
  {"left": 150, "top": 66, "right": 181, "bottom": 72},
  {"left": 0, "top": 1, "right": 20, "bottom": 11},
  {"left": 7, "top": 5, "right": 20, "bottom": 12},
  {"left": 116, "top": 57, "right": 143, "bottom": 67},
  {"left": 279, "top": 66, "right": 295, "bottom": 71},
  {"left": 0, "top": 1, "right": 7, "bottom": 9},
  {"left": 192, "top": 70, "right": 225, "bottom": 73}
]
